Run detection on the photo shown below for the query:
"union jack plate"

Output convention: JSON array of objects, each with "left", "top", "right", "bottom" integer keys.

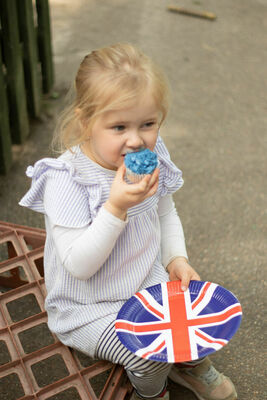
[{"left": 115, "top": 281, "right": 242, "bottom": 363}]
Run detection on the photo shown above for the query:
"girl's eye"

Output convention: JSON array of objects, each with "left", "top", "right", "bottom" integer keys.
[
  {"left": 143, "top": 121, "right": 156, "bottom": 128},
  {"left": 113, "top": 125, "right": 125, "bottom": 132}
]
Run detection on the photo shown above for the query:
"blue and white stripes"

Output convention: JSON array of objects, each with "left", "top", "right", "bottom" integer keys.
[{"left": 19, "top": 136, "right": 183, "bottom": 357}]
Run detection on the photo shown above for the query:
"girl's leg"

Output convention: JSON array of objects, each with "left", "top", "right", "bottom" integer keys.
[{"left": 96, "top": 322, "right": 171, "bottom": 398}]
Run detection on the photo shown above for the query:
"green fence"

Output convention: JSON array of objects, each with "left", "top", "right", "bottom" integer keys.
[{"left": 0, "top": 0, "right": 54, "bottom": 174}]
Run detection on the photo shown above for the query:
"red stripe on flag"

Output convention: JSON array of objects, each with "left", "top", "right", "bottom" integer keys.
[
  {"left": 115, "top": 321, "right": 172, "bottom": 332},
  {"left": 136, "top": 292, "right": 164, "bottom": 319},
  {"left": 195, "top": 330, "right": 226, "bottom": 346},
  {"left": 188, "top": 304, "right": 242, "bottom": 327},
  {"left": 142, "top": 340, "right": 166, "bottom": 359},
  {"left": 167, "top": 281, "right": 192, "bottom": 362},
  {"left": 192, "top": 282, "right": 212, "bottom": 310}
]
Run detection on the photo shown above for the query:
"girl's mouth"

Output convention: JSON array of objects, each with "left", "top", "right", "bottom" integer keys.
[{"left": 123, "top": 148, "right": 146, "bottom": 156}]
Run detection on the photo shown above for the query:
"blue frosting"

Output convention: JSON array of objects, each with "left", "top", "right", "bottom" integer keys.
[{"left": 124, "top": 149, "right": 158, "bottom": 174}]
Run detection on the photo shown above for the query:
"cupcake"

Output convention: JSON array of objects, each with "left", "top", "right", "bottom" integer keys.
[{"left": 124, "top": 148, "right": 158, "bottom": 183}]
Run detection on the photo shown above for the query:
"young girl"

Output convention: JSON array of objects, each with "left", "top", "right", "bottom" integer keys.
[{"left": 20, "top": 44, "right": 237, "bottom": 400}]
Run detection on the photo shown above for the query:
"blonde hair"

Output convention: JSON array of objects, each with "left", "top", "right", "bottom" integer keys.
[{"left": 53, "top": 43, "right": 170, "bottom": 152}]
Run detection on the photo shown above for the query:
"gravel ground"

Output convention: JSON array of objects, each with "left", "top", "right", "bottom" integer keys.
[{"left": 0, "top": 1, "right": 266, "bottom": 399}]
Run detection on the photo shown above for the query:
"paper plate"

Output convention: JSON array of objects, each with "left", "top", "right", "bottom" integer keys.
[{"left": 115, "top": 281, "right": 242, "bottom": 363}]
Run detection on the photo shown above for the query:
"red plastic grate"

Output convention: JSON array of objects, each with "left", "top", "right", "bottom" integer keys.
[{"left": 0, "top": 221, "right": 132, "bottom": 400}]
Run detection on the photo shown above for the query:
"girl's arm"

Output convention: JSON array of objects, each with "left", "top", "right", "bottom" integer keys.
[
  {"left": 158, "top": 194, "right": 188, "bottom": 266},
  {"left": 50, "top": 206, "right": 127, "bottom": 280},
  {"left": 50, "top": 164, "right": 159, "bottom": 280},
  {"left": 158, "top": 195, "right": 200, "bottom": 290}
]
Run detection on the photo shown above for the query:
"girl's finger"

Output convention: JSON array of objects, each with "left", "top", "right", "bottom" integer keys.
[
  {"left": 181, "top": 273, "right": 190, "bottom": 292},
  {"left": 151, "top": 167, "right": 160, "bottom": 180},
  {"left": 145, "top": 178, "right": 159, "bottom": 198},
  {"left": 128, "top": 175, "right": 150, "bottom": 193},
  {"left": 147, "top": 168, "right": 159, "bottom": 189},
  {"left": 115, "top": 163, "right": 126, "bottom": 182},
  {"left": 137, "top": 169, "right": 159, "bottom": 194}
]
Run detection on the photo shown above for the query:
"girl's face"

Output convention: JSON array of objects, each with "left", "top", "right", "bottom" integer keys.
[{"left": 81, "top": 95, "right": 160, "bottom": 171}]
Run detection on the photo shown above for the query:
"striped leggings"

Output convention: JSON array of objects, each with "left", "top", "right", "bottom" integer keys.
[{"left": 95, "top": 322, "right": 204, "bottom": 398}]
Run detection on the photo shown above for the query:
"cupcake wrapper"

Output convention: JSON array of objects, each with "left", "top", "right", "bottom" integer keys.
[{"left": 126, "top": 169, "right": 147, "bottom": 183}]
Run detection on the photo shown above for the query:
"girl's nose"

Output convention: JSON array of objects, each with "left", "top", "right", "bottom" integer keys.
[{"left": 126, "top": 130, "right": 144, "bottom": 149}]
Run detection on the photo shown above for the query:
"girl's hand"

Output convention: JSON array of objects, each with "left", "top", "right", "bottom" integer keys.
[
  {"left": 167, "top": 256, "right": 201, "bottom": 291},
  {"left": 104, "top": 164, "right": 159, "bottom": 220}
]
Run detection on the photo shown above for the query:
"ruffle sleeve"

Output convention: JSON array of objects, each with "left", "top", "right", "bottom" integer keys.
[
  {"left": 155, "top": 136, "right": 184, "bottom": 197},
  {"left": 19, "top": 158, "right": 94, "bottom": 228}
]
